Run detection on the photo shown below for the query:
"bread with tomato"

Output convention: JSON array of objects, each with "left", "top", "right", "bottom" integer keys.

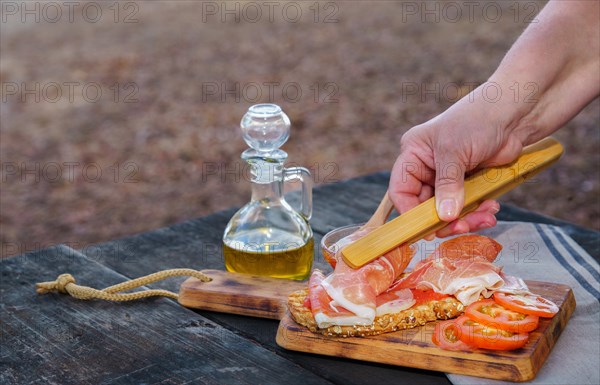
[{"left": 287, "top": 288, "right": 464, "bottom": 337}]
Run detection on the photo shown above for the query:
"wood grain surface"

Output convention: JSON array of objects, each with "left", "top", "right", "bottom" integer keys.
[
  {"left": 276, "top": 280, "right": 576, "bottom": 382},
  {"left": 0, "top": 246, "right": 327, "bottom": 385},
  {"left": 178, "top": 269, "right": 306, "bottom": 319}
]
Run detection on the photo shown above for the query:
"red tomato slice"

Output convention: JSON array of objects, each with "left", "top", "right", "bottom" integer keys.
[
  {"left": 303, "top": 296, "right": 311, "bottom": 309},
  {"left": 411, "top": 289, "right": 450, "bottom": 306},
  {"left": 465, "top": 299, "right": 539, "bottom": 333},
  {"left": 432, "top": 318, "right": 474, "bottom": 351},
  {"left": 494, "top": 292, "right": 559, "bottom": 318},
  {"left": 457, "top": 316, "right": 529, "bottom": 351}
]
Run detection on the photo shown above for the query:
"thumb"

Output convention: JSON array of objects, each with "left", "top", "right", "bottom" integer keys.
[{"left": 435, "top": 154, "right": 466, "bottom": 222}]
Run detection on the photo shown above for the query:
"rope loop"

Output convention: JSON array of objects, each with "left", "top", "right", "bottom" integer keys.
[{"left": 36, "top": 269, "right": 212, "bottom": 302}]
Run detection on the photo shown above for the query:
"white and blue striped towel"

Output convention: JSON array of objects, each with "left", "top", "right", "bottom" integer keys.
[{"left": 409, "top": 221, "right": 599, "bottom": 385}]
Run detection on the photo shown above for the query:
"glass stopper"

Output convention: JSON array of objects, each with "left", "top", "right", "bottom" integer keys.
[{"left": 241, "top": 104, "right": 290, "bottom": 153}]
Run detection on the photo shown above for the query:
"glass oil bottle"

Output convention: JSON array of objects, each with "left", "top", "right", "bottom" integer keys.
[{"left": 222, "top": 104, "right": 313, "bottom": 280}]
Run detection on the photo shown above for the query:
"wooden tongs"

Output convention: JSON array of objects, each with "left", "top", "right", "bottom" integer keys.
[{"left": 341, "top": 137, "right": 564, "bottom": 268}]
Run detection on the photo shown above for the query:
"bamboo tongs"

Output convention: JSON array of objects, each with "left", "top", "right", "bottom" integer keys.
[{"left": 341, "top": 137, "right": 564, "bottom": 268}]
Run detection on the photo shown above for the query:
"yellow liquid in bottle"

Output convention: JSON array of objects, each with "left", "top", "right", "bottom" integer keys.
[{"left": 223, "top": 230, "right": 313, "bottom": 280}]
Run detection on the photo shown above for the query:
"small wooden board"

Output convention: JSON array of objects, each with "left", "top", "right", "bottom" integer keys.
[
  {"left": 276, "top": 281, "right": 575, "bottom": 382},
  {"left": 178, "top": 269, "right": 306, "bottom": 319}
]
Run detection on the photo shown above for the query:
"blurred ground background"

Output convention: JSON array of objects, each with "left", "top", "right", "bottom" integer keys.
[{"left": 1, "top": 1, "right": 598, "bottom": 257}]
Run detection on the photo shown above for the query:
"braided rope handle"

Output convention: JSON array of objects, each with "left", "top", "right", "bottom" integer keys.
[{"left": 35, "top": 269, "right": 212, "bottom": 302}]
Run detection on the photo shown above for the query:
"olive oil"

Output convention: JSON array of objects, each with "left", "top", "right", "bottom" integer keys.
[{"left": 223, "top": 229, "right": 313, "bottom": 280}]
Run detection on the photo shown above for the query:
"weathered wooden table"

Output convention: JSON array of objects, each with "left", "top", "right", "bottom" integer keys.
[{"left": 2, "top": 173, "right": 598, "bottom": 385}]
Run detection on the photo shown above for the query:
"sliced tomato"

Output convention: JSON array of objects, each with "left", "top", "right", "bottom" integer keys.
[
  {"left": 456, "top": 316, "right": 529, "bottom": 351},
  {"left": 494, "top": 292, "right": 559, "bottom": 318},
  {"left": 465, "top": 299, "right": 539, "bottom": 333},
  {"left": 411, "top": 289, "right": 450, "bottom": 306},
  {"left": 303, "top": 296, "right": 311, "bottom": 309},
  {"left": 432, "top": 318, "right": 474, "bottom": 351}
]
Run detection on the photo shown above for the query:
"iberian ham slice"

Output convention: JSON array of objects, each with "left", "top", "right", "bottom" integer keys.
[
  {"left": 375, "top": 286, "right": 415, "bottom": 316},
  {"left": 320, "top": 233, "right": 415, "bottom": 322},
  {"left": 391, "top": 235, "right": 504, "bottom": 305},
  {"left": 497, "top": 273, "right": 532, "bottom": 295},
  {"left": 308, "top": 270, "right": 374, "bottom": 328}
]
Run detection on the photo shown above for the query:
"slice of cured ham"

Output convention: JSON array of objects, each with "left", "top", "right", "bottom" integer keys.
[
  {"left": 308, "top": 269, "right": 416, "bottom": 327},
  {"left": 315, "top": 228, "right": 416, "bottom": 324},
  {"left": 497, "top": 273, "right": 531, "bottom": 295},
  {"left": 308, "top": 270, "right": 371, "bottom": 328},
  {"left": 375, "top": 286, "right": 415, "bottom": 316},
  {"left": 391, "top": 235, "right": 504, "bottom": 305}
]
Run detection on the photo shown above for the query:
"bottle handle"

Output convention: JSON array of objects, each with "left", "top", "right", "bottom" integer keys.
[{"left": 283, "top": 167, "right": 313, "bottom": 221}]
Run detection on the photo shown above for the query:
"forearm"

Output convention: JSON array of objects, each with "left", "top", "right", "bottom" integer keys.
[{"left": 488, "top": 0, "right": 599, "bottom": 145}]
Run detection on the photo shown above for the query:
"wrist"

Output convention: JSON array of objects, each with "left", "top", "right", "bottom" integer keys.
[
  {"left": 478, "top": 76, "right": 540, "bottom": 146},
  {"left": 443, "top": 80, "right": 532, "bottom": 147}
]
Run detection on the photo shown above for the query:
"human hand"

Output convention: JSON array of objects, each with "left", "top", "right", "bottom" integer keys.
[{"left": 389, "top": 91, "right": 525, "bottom": 238}]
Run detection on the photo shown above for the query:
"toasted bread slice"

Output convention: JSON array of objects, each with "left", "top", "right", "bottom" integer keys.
[{"left": 288, "top": 288, "right": 464, "bottom": 337}]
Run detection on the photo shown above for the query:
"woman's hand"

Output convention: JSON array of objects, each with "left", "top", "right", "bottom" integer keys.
[{"left": 389, "top": 89, "right": 515, "bottom": 238}]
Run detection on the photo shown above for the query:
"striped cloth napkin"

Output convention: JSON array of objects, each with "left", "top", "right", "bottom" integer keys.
[{"left": 410, "top": 221, "right": 599, "bottom": 385}]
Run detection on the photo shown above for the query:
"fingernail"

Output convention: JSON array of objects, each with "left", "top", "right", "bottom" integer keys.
[
  {"left": 437, "top": 198, "right": 457, "bottom": 221},
  {"left": 490, "top": 202, "right": 500, "bottom": 214},
  {"left": 479, "top": 221, "right": 495, "bottom": 229}
]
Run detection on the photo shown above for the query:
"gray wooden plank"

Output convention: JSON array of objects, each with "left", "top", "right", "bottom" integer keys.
[{"left": 0, "top": 245, "right": 331, "bottom": 385}]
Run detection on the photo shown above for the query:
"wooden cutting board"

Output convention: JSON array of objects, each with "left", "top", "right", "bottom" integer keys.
[
  {"left": 178, "top": 270, "right": 575, "bottom": 382},
  {"left": 178, "top": 269, "right": 306, "bottom": 319},
  {"left": 276, "top": 280, "right": 575, "bottom": 382}
]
